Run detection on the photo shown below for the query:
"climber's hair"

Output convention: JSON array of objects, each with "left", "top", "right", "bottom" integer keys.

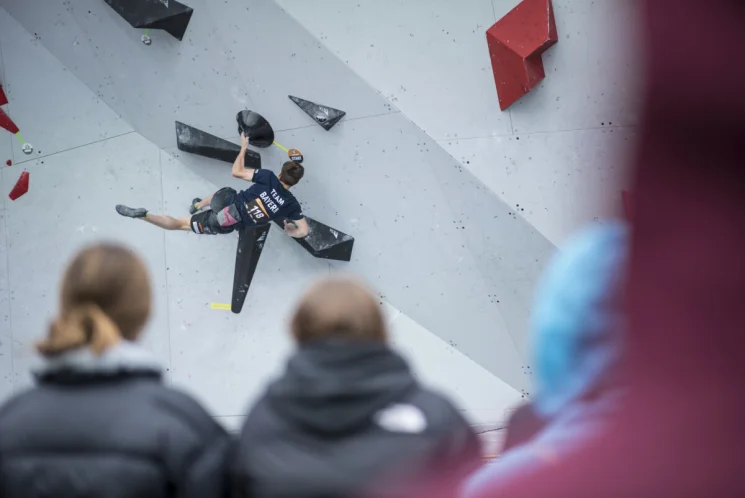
[{"left": 36, "top": 243, "right": 151, "bottom": 357}]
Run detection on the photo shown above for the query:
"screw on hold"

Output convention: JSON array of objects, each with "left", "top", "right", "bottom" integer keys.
[
  {"left": 21, "top": 143, "right": 33, "bottom": 155},
  {"left": 141, "top": 34, "right": 152, "bottom": 45}
]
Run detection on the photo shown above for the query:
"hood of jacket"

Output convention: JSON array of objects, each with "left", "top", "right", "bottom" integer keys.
[
  {"left": 34, "top": 341, "right": 163, "bottom": 383},
  {"left": 266, "top": 339, "right": 417, "bottom": 435},
  {"left": 530, "top": 220, "right": 629, "bottom": 419}
]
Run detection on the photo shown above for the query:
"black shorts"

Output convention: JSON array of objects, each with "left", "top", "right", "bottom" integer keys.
[{"left": 190, "top": 187, "right": 242, "bottom": 235}]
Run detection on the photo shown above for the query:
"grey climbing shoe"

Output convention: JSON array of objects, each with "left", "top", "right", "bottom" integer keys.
[{"left": 116, "top": 205, "right": 147, "bottom": 219}]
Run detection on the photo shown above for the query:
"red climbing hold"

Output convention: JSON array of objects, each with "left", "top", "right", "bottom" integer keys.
[
  {"left": 0, "top": 84, "right": 7, "bottom": 106},
  {"left": 5, "top": 160, "right": 11, "bottom": 167},
  {"left": 8, "top": 171, "right": 29, "bottom": 200},
  {"left": 0, "top": 107, "right": 20, "bottom": 134},
  {"left": 486, "top": 0, "right": 558, "bottom": 110}
]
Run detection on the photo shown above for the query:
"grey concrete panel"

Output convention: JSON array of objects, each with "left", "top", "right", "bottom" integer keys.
[
  {"left": 0, "top": 0, "right": 393, "bottom": 150},
  {"left": 0, "top": 36, "right": 11, "bottom": 403},
  {"left": 0, "top": 9, "right": 133, "bottom": 164},
  {"left": 0, "top": 0, "right": 254, "bottom": 150},
  {"left": 276, "top": 0, "right": 512, "bottom": 141},
  {"left": 0, "top": 134, "right": 171, "bottom": 389},
  {"left": 0, "top": 178, "right": 13, "bottom": 403},
  {"left": 496, "top": 0, "right": 644, "bottom": 134},
  {"left": 271, "top": 114, "right": 550, "bottom": 390},
  {"left": 441, "top": 127, "right": 636, "bottom": 246},
  {"left": 201, "top": 0, "right": 395, "bottom": 132},
  {"left": 0, "top": 0, "right": 549, "bottom": 395},
  {"left": 425, "top": 148, "right": 556, "bottom": 361},
  {"left": 159, "top": 150, "right": 331, "bottom": 416}
]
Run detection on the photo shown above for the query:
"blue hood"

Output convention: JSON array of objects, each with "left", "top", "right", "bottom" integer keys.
[{"left": 531, "top": 221, "right": 629, "bottom": 419}]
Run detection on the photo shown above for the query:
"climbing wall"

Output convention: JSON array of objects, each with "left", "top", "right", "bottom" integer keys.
[{"left": 0, "top": 0, "right": 641, "bottom": 430}]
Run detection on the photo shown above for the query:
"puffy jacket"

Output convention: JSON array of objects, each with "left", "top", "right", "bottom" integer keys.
[
  {"left": 232, "top": 339, "right": 481, "bottom": 498},
  {"left": 463, "top": 221, "right": 629, "bottom": 497},
  {"left": 0, "top": 342, "right": 232, "bottom": 498}
]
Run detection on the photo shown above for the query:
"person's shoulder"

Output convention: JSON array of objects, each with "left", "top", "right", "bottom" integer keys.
[
  {"left": 398, "top": 386, "right": 471, "bottom": 432},
  {"left": 249, "top": 168, "right": 276, "bottom": 185},
  {"left": 0, "top": 385, "right": 43, "bottom": 421},
  {"left": 140, "top": 384, "right": 227, "bottom": 438},
  {"left": 258, "top": 168, "right": 278, "bottom": 180},
  {"left": 237, "top": 395, "right": 284, "bottom": 440}
]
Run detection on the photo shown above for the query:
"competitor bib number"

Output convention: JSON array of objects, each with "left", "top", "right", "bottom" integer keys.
[{"left": 243, "top": 198, "right": 269, "bottom": 224}]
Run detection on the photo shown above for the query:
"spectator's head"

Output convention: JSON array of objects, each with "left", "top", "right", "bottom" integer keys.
[
  {"left": 291, "top": 277, "right": 386, "bottom": 344},
  {"left": 279, "top": 161, "right": 304, "bottom": 187},
  {"left": 530, "top": 221, "right": 629, "bottom": 418},
  {"left": 37, "top": 243, "right": 151, "bottom": 357}
]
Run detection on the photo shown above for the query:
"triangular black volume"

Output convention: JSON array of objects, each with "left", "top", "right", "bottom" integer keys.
[
  {"left": 288, "top": 96, "right": 346, "bottom": 131},
  {"left": 274, "top": 217, "right": 354, "bottom": 262},
  {"left": 232, "top": 224, "right": 271, "bottom": 314},
  {"left": 175, "top": 121, "right": 260, "bottom": 168},
  {"left": 104, "top": 0, "right": 194, "bottom": 41},
  {"left": 143, "top": 7, "right": 193, "bottom": 41},
  {"left": 236, "top": 111, "right": 275, "bottom": 148}
]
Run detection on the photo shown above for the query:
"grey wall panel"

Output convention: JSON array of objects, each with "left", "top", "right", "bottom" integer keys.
[
  {"left": 199, "top": 0, "right": 395, "bottom": 131},
  {"left": 0, "top": 134, "right": 171, "bottom": 389},
  {"left": 0, "top": 0, "right": 393, "bottom": 150},
  {"left": 0, "top": 9, "right": 133, "bottom": 164},
  {"left": 0, "top": 180, "right": 13, "bottom": 403},
  {"left": 425, "top": 148, "right": 556, "bottom": 361},
  {"left": 0, "top": 0, "right": 254, "bottom": 150},
  {"left": 0, "top": 35, "right": 12, "bottom": 403},
  {"left": 159, "top": 150, "right": 331, "bottom": 416},
  {"left": 268, "top": 115, "right": 551, "bottom": 390},
  {"left": 0, "top": 0, "right": 555, "bottom": 392}
]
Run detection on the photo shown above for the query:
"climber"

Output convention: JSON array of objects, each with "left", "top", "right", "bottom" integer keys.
[{"left": 116, "top": 133, "right": 309, "bottom": 238}]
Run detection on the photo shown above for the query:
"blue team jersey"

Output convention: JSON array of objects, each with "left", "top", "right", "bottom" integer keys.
[{"left": 234, "top": 169, "right": 303, "bottom": 227}]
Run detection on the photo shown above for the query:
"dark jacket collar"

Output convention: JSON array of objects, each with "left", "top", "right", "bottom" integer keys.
[
  {"left": 34, "top": 342, "right": 163, "bottom": 384},
  {"left": 267, "top": 339, "right": 417, "bottom": 435}
]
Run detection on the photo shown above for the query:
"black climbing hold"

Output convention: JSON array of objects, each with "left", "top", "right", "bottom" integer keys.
[
  {"left": 236, "top": 111, "right": 275, "bottom": 148},
  {"left": 175, "top": 121, "right": 260, "bottom": 168},
  {"left": 231, "top": 224, "right": 271, "bottom": 314},
  {"left": 288, "top": 96, "right": 346, "bottom": 131},
  {"left": 103, "top": 0, "right": 193, "bottom": 41},
  {"left": 274, "top": 217, "right": 354, "bottom": 261}
]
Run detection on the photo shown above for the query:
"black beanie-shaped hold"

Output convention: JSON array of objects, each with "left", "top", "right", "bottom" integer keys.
[{"left": 237, "top": 110, "right": 275, "bottom": 148}]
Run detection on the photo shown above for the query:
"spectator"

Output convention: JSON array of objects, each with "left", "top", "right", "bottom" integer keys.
[
  {"left": 498, "top": 402, "right": 546, "bottom": 454},
  {"left": 462, "top": 1, "right": 745, "bottom": 496},
  {"left": 232, "top": 277, "right": 481, "bottom": 498},
  {"left": 0, "top": 243, "right": 231, "bottom": 498},
  {"left": 463, "top": 221, "right": 629, "bottom": 497}
]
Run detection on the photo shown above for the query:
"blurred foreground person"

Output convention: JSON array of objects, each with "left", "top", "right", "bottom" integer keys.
[
  {"left": 0, "top": 244, "right": 231, "bottom": 498},
  {"left": 469, "top": 1, "right": 745, "bottom": 496},
  {"left": 463, "top": 221, "right": 629, "bottom": 497},
  {"left": 232, "top": 278, "right": 481, "bottom": 498}
]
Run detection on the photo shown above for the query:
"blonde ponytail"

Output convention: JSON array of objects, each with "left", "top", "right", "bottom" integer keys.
[{"left": 37, "top": 304, "right": 121, "bottom": 357}]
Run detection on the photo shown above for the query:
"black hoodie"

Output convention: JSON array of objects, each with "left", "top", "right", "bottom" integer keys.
[{"left": 232, "top": 340, "right": 481, "bottom": 498}]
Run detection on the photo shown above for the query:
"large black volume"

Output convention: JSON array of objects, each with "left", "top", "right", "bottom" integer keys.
[
  {"left": 232, "top": 224, "right": 272, "bottom": 314},
  {"left": 104, "top": 0, "right": 194, "bottom": 41},
  {"left": 175, "top": 121, "right": 260, "bottom": 168},
  {"left": 274, "top": 217, "right": 354, "bottom": 262}
]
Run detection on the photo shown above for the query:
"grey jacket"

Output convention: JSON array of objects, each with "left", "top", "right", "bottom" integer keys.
[{"left": 0, "top": 342, "right": 231, "bottom": 498}]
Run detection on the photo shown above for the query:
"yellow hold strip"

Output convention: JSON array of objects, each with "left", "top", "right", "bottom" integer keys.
[
  {"left": 273, "top": 141, "right": 288, "bottom": 152},
  {"left": 209, "top": 303, "right": 232, "bottom": 311}
]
